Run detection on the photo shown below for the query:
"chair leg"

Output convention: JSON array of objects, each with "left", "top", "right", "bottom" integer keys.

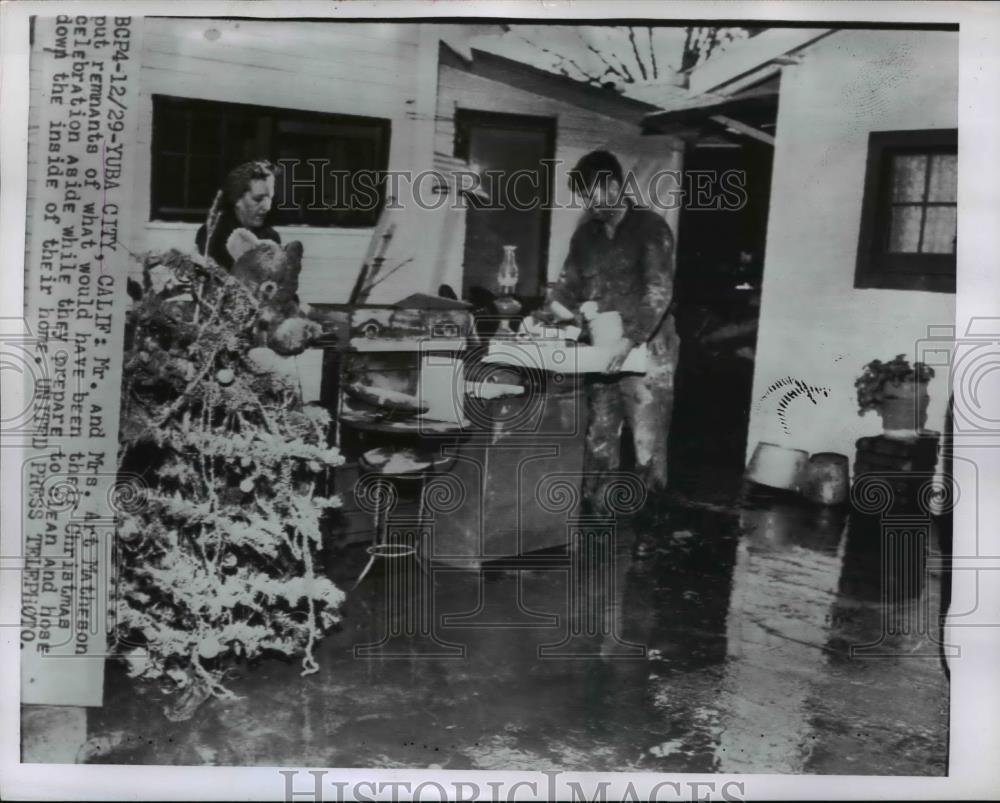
[
  {"left": 354, "top": 486, "right": 382, "bottom": 589},
  {"left": 415, "top": 473, "right": 430, "bottom": 569},
  {"left": 352, "top": 552, "right": 377, "bottom": 590}
]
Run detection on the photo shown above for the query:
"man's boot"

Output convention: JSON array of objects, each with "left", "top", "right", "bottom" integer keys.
[{"left": 631, "top": 495, "right": 668, "bottom": 559}]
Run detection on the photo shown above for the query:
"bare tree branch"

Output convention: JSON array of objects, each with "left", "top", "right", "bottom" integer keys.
[
  {"left": 682, "top": 26, "right": 696, "bottom": 72},
  {"left": 512, "top": 32, "right": 602, "bottom": 85},
  {"left": 503, "top": 24, "right": 750, "bottom": 89},
  {"left": 647, "top": 27, "right": 659, "bottom": 78},
  {"left": 706, "top": 28, "right": 720, "bottom": 60},
  {"left": 626, "top": 26, "right": 648, "bottom": 81},
  {"left": 575, "top": 28, "right": 626, "bottom": 81},
  {"left": 615, "top": 55, "right": 635, "bottom": 83}
]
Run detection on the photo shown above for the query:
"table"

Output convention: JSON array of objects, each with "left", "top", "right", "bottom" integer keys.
[
  {"left": 425, "top": 364, "right": 589, "bottom": 567},
  {"left": 324, "top": 326, "right": 592, "bottom": 566}
]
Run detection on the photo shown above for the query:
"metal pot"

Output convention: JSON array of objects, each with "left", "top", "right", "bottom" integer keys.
[
  {"left": 745, "top": 442, "right": 809, "bottom": 492},
  {"left": 802, "top": 452, "right": 850, "bottom": 506}
]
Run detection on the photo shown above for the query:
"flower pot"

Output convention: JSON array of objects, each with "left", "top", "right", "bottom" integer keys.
[{"left": 879, "top": 380, "right": 930, "bottom": 439}]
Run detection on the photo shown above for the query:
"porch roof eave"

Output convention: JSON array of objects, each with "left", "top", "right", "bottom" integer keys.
[{"left": 438, "top": 41, "right": 664, "bottom": 127}]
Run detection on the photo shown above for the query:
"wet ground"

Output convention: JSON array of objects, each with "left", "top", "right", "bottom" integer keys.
[{"left": 85, "top": 491, "right": 949, "bottom": 774}]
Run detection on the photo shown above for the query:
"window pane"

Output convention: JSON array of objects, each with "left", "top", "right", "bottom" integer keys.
[
  {"left": 152, "top": 96, "right": 388, "bottom": 226},
  {"left": 225, "top": 114, "right": 266, "bottom": 166},
  {"left": 156, "top": 154, "right": 187, "bottom": 210},
  {"left": 156, "top": 108, "right": 189, "bottom": 152},
  {"left": 922, "top": 206, "right": 957, "bottom": 254},
  {"left": 927, "top": 153, "right": 957, "bottom": 202},
  {"left": 890, "top": 154, "right": 928, "bottom": 202},
  {"left": 888, "top": 206, "right": 923, "bottom": 252},
  {"left": 189, "top": 110, "right": 221, "bottom": 156},
  {"left": 188, "top": 155, "right": 220, "bottom": 210},
  {"left": 274, "top": 135, "right": 325, "bottom": 224}
]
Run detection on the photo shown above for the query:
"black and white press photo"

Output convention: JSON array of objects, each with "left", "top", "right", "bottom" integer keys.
[{"left": 3, "top": 2, "right": 999, "bottom": 800}]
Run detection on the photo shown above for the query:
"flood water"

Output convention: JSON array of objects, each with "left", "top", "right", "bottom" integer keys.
[{"left": 86, "top": 494, "right": 950, "bottom": 774}]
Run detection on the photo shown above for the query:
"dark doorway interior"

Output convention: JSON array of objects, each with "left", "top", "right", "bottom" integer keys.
[
  {"left": 668, "top": 137, "right": 775, "bottom": 503},
  {"left": 454, "top": 109, "right": 556, "bottom": 300}
]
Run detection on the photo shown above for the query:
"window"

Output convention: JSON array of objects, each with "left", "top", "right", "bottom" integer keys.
[
  {"left": 855, "top": 129, "right": 957, "bottom": 293},
  {"left": 150, "top": 95, "right": 390, "bottom": 227}
]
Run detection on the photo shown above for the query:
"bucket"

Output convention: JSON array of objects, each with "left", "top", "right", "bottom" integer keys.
[
  {"left": 745, "top": 442, "right": 809, "bottom": 492},
  {"left": 802, "top": 452, "right": 850, "bottom": 506}
]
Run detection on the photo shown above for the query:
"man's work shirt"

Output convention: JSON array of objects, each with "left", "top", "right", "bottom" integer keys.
[{"left": 549, "top": 203, "right": 677, "bottom": 352}]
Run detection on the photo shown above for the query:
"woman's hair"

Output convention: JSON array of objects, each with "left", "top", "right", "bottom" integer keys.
[{"left": 222, "top": 160, "right": 279, "bottom": 205}]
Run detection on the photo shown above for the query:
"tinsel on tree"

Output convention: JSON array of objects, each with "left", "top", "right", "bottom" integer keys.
[{"left": 115, "top": 210, "right": 345, "bottom": 719}]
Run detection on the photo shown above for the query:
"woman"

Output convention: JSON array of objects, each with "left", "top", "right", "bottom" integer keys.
[{"left": 196, "top": 160, "right": 281, "bottom": 269}]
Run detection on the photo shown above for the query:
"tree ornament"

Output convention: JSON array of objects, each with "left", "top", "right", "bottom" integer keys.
[
  {"left": 116, "top": 236, "right": 346, "bottom": 717},
  {"left": 197, "top": 638, "right": 223, "bottom": 660},
  {"left": 172, "top": 358, "right": 196, "bottom": 381}
]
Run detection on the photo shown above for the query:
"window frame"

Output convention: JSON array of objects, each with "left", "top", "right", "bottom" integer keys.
[
  {"left": 854, "top": 128, "right": 957, "bottom": 293},
  {"left": 149, "top": 94, "right": 391, "bottom": 227}
]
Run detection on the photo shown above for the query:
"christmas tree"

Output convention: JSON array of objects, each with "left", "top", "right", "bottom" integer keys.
[{"left": 115, "top": 210, "right": 344, "bottom": 720}]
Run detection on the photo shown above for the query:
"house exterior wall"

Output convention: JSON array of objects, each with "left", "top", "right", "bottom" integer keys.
[
  {"left": 19, "top": 18, "right": 438, "bottom": 400},
  {"left": 746, "top": 28, "right": 958, "bottom": 466},
  {"left": 435, "top": 60, "right": 685, "bottom": 296},
  {"left": 22, "top": 20, "right": 683, "bottom": 399},
  {"left": 128, "top": 18, "right": 432, "bottom": 305},
  {"left": 25, "top": 19, "right": 684, "bottom": 305}
]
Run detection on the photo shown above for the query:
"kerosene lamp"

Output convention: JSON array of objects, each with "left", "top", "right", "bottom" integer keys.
[{"left": 493, "top": 244, "right": 521, "bottom": 338}]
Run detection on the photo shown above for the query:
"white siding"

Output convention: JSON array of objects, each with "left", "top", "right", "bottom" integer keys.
[
  {"left": 130, "top": 18, "right": 430, "bottom": 304},
  {"left": 28, "top": 19, "right": 685, "bottom": 310},
  {"left": 746, "top": 29, "right": 958, "bottom": 464}
]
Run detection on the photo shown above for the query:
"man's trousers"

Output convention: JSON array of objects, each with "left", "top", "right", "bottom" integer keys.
[{"left": 582, "top": 336, "right": 678, "bottom": 514}]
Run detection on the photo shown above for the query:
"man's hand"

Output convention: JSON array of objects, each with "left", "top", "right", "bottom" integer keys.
[
  {"left": 549, "top": 299, "right": 576, "bottom": 322},
  {"left": 605, "top": 337, "right": 635, "bottom": 374},
  {"left": 532, "top": 306, "right": 560, "bottom": 325}
]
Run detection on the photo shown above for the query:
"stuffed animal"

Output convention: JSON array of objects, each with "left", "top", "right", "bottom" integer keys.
[{"left": 226, "top": 228, "right": 322, "bottom": 356}]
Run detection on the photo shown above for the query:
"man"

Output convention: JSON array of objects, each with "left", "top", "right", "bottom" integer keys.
[
  {"left": 196, "top": 160, "right": 281, "bottom": 269},
  {"left": 548, "top": 150, "right": 678, "bottom": 528}
]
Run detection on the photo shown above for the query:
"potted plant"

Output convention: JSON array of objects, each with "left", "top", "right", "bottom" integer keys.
[{"left": 856, "top": 354, "right": 935, "bottom": 438}]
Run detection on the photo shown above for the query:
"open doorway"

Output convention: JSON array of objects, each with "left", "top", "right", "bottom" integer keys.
[
  {"left": 453, "top": 109, "right": 556, "bottom": 300},
  {"left": 668, "top": 131, "right": 775, "bottom": 503}
]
